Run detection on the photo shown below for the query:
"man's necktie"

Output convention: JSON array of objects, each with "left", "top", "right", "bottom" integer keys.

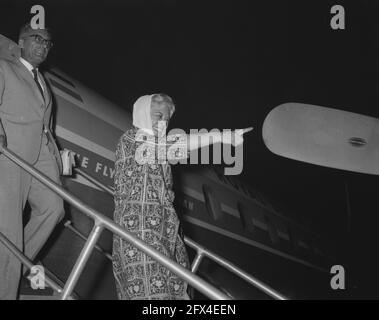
[{"left": 32, "top": 68, "right": 45, "bottom": 101}]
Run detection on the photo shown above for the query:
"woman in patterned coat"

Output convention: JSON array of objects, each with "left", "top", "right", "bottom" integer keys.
[{"left": 112, "top": 94, "right": 252, "bottom": 300}]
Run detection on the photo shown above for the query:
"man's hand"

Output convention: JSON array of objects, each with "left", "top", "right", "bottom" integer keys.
[
  {"left": 60, "top": 149, "right": 76, "bottom": 175},
  {"left": 0, "top": 134, "right": 7, "bottom": 149},
  {"left": 223, "top": 127, "right": 253, "bottom": 147}
]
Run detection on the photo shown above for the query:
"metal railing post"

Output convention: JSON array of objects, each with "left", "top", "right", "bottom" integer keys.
[
  {"left": 61, "top": 223, "right": 104, "bottom": 300},
  {"left": 191, "top": 252, "right": 205, "bottom": 273},
  {"left": 64, "top": 221, "right": 112, "bottom": 260},
  {"left": 184, "top": 237, "right": 287, "bottom": 300}
]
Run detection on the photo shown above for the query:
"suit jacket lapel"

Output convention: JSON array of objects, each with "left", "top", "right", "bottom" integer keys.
[
  {"left": 14, "top": 60, "right": 45, "bottom": 116},
  {"left": 39, "top": 73, "right": 51, "bottom": 106}
]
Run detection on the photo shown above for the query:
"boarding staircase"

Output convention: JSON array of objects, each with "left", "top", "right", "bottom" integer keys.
[{"left": 0, "top": 146, "right": 287, "bottom": 300}]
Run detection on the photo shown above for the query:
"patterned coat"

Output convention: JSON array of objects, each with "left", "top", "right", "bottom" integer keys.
[{"left": 112, "top": 126, "right": 190, "bottom": 300}]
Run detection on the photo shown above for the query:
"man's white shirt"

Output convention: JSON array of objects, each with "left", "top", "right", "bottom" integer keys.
[{"left": 19, "top": 57, "right": 45, "bottom": 93}]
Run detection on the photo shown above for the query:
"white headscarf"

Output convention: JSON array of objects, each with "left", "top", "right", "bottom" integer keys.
[{"left": 132, "top": 95, "right": 154, "bottom": 135}]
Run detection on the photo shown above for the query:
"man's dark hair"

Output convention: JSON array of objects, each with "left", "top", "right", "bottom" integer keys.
[{"left": 19, "top": 22, "right": 53, "bottom": 40}]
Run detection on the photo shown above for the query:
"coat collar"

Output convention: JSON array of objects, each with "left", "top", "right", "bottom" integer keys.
[{"left": 13, "top": 58, "right": 51, "bottom": 115}]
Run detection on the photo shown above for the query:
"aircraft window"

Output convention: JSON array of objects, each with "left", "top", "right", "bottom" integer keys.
[
  {"left": 213, "top": 166, "right": 229, "bottom": 184},
  {"left": 222, "top": 175, "right": 231, "bottom": 186},
  {"left": 223, "top": 175, "right": 236, "bottom": 190},
  {"left": 237, "top": 202, "right": 255, "bottom": 231},
  {"left": 276, "top": 222, "right": 290, "bottom": 241},
  {"left": 248, "top": 206, "right": 267, "bottom": 232},
  {"left": 49, "top": 78, "right": 83, "bottom": 102},
  {"left": 215, "top": 169, "right": 251, "bottom": 199},
  {"left": 240, "top": 184, "right": 250, "bottom": 198},
  {"left": 229, "top": 178, "right": 240, "bottom": 192},
  {"left": 202, "top": 185, "right": 222, "bottom": 221},
  {"left": 297, "top": 235, "right": 311, "bottom": 251},
  {"left": 213, "top": 166, "right": 222, "bottom": 178},
  {"left": 257, "top": 193, "right": 267, "bottom": 206},
  {"left": 47, "top": 70, "right": 76, "bottom": 88},
  {"left": 265, "top": 216, "right": 279, "bottom": 245},
  {"left": 214, "top": 166, "right": 265, "bottom": 204},
  {"left": 246, "top": 188, "right": 257, "bottom": 201},
  {"left": 235, "top": 181, "right": 243, "bottom": 192}
]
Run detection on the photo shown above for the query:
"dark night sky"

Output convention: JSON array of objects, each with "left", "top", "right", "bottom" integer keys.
[{"left": 2, "top": 0, "right": 379, "bottom": 297}]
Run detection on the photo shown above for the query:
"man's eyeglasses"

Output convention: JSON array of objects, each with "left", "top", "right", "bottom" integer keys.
[{"left": 28, "top": 34, "right": 53, "bottom": 49}]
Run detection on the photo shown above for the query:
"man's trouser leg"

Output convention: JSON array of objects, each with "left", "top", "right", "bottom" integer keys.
[
  {"left": 24, "top": 142, "right": 64, "bottom": 261},
  {"left": 0, "top": 159, "right": 30, "bottom": 300}
]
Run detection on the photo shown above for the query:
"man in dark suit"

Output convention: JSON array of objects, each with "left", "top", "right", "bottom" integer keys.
[{"left": 0, "top": 23, "right": 64, "bottom": 299}]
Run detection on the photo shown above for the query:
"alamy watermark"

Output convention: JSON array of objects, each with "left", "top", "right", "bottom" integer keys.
[
  {"left": 330, "top": 265, "right": 345, "bottom": 290},
  {"left": 134, "top": 121, "right": 247, "bottom": 175},
  {"left": 29, "top": 265, "right": 46, "bottom": 290}
]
